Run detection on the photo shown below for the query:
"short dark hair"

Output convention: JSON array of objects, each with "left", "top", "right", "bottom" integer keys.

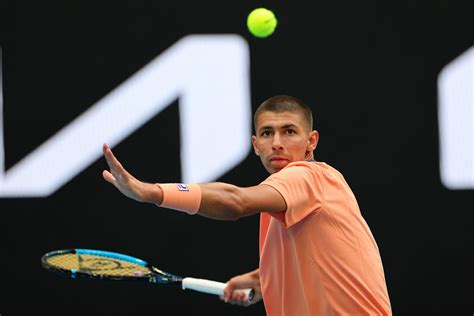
[{"left": 254, "top": 95, "right": 314, "bottom": 131}]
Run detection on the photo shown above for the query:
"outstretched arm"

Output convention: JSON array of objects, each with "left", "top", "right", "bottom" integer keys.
[{"left": 102, "top": 144, "right": 286, "bottom": 220}]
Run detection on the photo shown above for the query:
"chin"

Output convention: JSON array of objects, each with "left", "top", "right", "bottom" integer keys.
[
  {"left": 266, "top": 166, "right": 283, "bottom": 174},
  {"left": 263, "top": 166, "right": 276, "bottom": 174}
]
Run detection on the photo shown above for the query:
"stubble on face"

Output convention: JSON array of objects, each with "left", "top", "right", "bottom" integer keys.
[{"left": 252, "top": 111, "right": 315, "bottom": 174}]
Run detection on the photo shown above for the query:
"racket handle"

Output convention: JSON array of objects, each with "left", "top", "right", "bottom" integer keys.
[{"left": 182, "top": 277, "right": 254, "bottom": 302}]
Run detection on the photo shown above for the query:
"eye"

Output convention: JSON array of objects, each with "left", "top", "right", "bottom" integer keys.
[
  {"left": 260, "top": 130, "right": 271, "bottom": 137},
  {"left": 286, "top": 129, "right": 296, "bottom": 135}
]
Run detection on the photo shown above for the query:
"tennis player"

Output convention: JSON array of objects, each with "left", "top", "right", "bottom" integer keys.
[{"left": 102, "top": 95, "right": 392, "bottom": 315}]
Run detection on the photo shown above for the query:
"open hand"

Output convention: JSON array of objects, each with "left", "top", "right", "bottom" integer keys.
[{"left": 102, "top": 143, "right": 149, "bottom": 202}]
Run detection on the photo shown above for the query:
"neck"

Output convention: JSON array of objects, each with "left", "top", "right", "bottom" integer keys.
[{"left": 304, "top": 152, "right": 314, "bottom": 161}]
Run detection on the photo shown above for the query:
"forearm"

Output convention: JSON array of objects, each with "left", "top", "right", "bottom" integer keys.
[
  {"left": 197, "top": 182, "right": 285, "bottom": 219},
  {"left": 247, "top": 268, "right": 260, "bottom": 281},
  {"left": 140, "top": 180, "right": 284, "bottom": 220},
  {"left": 139, "top": 181, "right": 249, "bottom": 220},
  {"left": 198, "top": 182, "right": 248, "bottom": 220},
  {"left": 237, "top": 268, "right": 260, "bottom": 290}
]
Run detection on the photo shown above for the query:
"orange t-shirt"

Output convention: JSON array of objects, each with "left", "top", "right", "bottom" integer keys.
[{"left": 259, "top": 161, "right": 391, "bottom": 316}]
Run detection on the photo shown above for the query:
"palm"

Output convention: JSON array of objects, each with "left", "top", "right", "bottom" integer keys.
[{"left": 102, "top": 144, "right": 142, "bottom": 201}]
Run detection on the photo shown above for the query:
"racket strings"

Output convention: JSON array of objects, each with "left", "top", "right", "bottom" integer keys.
[{"left": 46, "top": 253, "right": 151, "bottom": 277}]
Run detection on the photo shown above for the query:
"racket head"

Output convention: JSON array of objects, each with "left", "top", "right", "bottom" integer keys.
[{"left": 41, "top": 249, "right": 182, "bottom": 285}]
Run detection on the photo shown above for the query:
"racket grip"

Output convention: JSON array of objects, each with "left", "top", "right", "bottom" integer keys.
[{"left": 182, "top": 277, "right": 254, "bottom": 302}]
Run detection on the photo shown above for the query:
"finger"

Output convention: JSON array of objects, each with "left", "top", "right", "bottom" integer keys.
[
  {"left": 104, "top": 146, "right": 117, "bottom": 166},
  {"left": 102, "top": 170, "right": 116, "bottom": 183},
  {"left": 241, "top": 292, "right": 252, "bottom": 306},
  {"left": 223, "top": 283, "right": 235, "bottom": 302},
  {"left": 229, "top": 299, "right": 245, "bottom": 306},
  {"left": 103, "top": 144, "right": 116, "bottom": 165},
  {"left": 240, "top": 293, "right": 250, "bottom": 306},
  {"left": 104, "top": 147, "right": 126, "bottom": 176},
  {"left": 231, "top": 291, "right": 245, "bottom": 303},
  {"left": 103, "top": 146, "right": 115, "bottom": 170}
]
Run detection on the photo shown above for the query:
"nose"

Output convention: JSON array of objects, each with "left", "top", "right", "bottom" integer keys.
[{"left": 272, "top": 133, "right": 283, "bottom": 150}]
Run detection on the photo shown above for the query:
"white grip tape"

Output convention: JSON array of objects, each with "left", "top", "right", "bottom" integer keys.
[{"left": 182, "top": 277, "right": 254, "bottom": 302}]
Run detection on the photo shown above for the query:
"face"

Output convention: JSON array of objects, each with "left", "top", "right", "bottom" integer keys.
[{"left": 252, "top": 111, "right": 319, "bottom": 174}]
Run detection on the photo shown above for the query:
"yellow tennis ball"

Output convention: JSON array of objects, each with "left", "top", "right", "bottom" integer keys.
[{"left": 247, "top": 8, "right": 278, "bottom": 38}]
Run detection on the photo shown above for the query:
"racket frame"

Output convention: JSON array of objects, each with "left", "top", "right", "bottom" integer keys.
[{"left": 41, "top": 248, "right": 181, "bottom": 285}]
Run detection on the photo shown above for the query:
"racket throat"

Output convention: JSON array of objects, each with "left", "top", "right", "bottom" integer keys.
[{"left": 150, "top": 266, "right": 182, "bottom": 285}]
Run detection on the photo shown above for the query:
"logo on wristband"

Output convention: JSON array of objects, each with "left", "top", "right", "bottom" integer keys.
[{"left": 176, "top": 183, "right": 190, "bottom": 191}]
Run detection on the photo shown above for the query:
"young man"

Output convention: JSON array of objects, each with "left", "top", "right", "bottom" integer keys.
[{"left": 102, "top": 95, "right": 392, "bottom": 315}]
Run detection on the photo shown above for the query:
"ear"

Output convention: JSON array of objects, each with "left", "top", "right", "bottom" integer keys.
[
  {"left": 307, "top": 130, "right": 319, "bottom": 152},
  {"left": 251, "top": 135, "right": 260, "bottom": 156}
]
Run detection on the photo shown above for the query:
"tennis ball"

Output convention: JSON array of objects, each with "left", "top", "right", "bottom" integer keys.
[{"left": 247, "top": 8, "right": 278, "bottom": 38}]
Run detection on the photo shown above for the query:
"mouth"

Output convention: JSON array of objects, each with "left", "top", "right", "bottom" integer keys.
[
  {"left": 269, "top": 157, "right": 288, "bottom": 162},
  {"left": 268, "top": 157, "right": 289, "bottom": 171}
]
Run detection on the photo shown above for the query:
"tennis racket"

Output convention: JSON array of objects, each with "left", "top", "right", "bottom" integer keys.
[{"left": 41, "top": 249, "right": 254, "bottom": 302}]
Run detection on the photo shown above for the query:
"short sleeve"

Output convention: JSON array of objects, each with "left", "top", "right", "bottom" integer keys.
[{"left": 260, "top": 162, "right": 324, "bottom": 228}]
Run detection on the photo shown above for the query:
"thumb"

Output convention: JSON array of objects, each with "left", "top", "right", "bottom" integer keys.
[{"left": 102, "top": 170, "right": 116, "bottom": 183}]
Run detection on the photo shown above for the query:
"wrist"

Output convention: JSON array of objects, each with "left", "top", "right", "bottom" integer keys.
[
  {"left": 134, "top": 182, "right": 163, "bottom": 204},
  {"left": 155, "top": 183, "right": 201, "bottom": 215}
]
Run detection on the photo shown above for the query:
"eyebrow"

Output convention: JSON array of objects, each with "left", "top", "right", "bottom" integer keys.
[{"left": 258, "top": 123, "right": 299, "bottom": 132}]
